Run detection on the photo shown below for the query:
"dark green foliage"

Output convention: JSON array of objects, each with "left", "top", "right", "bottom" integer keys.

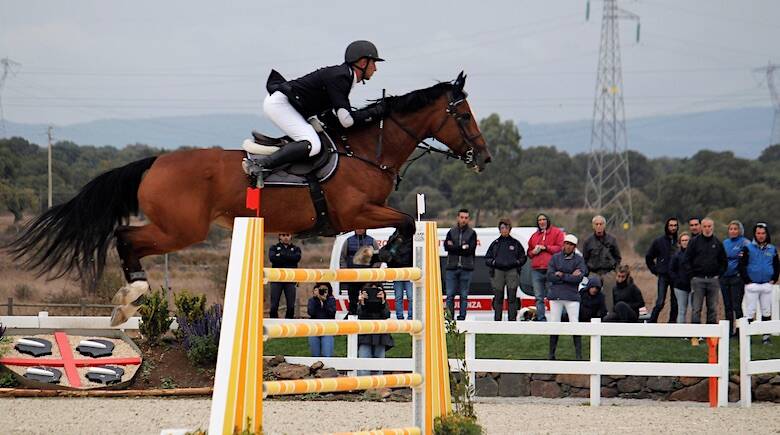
[
  {"left": 434, "top": 414, "right": 483, "bottom": 435},
  {"left": 178, "top": 304, "right": 223, "bottom": 367},
  {"left": 139, "top": 289, "right": 173, "bottom": 345},
  {"left": 444, "top": 311, "right": 477, "bottom": 421},
  {"left": 0, "top": 371, "right": 19, "bottom": 388},
  {"left": 174, "top": 290, "right": 207, "bottom": 325},
  {"left": 186, "top": 334, "right": 220, "bottom": 367}
]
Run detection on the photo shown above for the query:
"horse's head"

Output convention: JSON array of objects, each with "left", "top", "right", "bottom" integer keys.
[{"left": 430, "top": 72, "right": 492, "bottom": 172}]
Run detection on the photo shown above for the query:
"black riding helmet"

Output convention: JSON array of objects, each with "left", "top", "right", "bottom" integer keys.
[{"left": 345, "top": 40, "right": 385, "bottom": 64}]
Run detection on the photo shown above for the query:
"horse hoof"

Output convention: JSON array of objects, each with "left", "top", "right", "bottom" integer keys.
[
  {"left": 110, "top": 306, "right": 129, "bottom": 327},
  {"left": 111, "top": 280, "right": 150, "bottom": 305}
]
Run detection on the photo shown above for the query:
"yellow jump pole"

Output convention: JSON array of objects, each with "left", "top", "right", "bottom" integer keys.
[
  {"left": 265, "top": 319, "right": 423, "bottom": 338},
  {"left": 209, "top": 217, "right": 265, "bottom": 435},
  {"left": 263, "top": 373, "right": 422, "bottom": 396}
]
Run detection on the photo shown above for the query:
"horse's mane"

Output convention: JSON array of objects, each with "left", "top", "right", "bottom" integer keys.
[{"left": 361, "top": 82, "right": 454, "bottom": 115}]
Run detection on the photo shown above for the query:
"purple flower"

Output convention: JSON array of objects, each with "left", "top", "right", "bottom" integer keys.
[{"left": 177, "top": 304, "right": 222, "bottom": 351}]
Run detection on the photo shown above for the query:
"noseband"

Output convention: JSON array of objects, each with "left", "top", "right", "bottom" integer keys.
[{"left": 428, "top": 91, "right": 484, "bottom": 165}]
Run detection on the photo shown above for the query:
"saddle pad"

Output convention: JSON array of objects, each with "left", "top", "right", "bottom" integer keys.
[{"left": 261, "top": 152, "right": 339, "bottom": 186}]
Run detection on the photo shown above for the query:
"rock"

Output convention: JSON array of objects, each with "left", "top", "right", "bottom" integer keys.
[
  {"left": 773, "top": 385, "right": 780, "bottom": 402},
  {"left": 755, "top": 383, "right": 773, "bottom": 401},
  {"left": 556, "top": 374, "right": 590, "bottom": 388},
  {"left": 757, "top": 373, "right": 774, "bottom": 383},
  {"left": 601, "top": 376, "right": 615, "bottom": 387},
  {"left": 601, "top": 387, "right": 618, "bottom": 398},
  {"left": 616, "top": 377, "right": 643, "bottom": 393},
  {"left": 266, "top": 355, "right": 285, "bottom": 367},
  {"left": 729, "top": 374, "right": 741, "bottom": 385},
  {"left": 620, "top": 391, "right": 650, "bottom": 400},
  {"left": 476, "top": 372, "right": 489, "bottom": 378},
  {"left": 569, "top": 387, "right": 591, "bottom": 398},
  {"left": 678, "top": 376, "right": 702, "bottom": 386},
  {"left": 729, "top": 382, "right": 740, "bottom": 403},
  {"left": 532, "top": 373, "right": 556, "bottom": 381},
  {"left": 475, "top": 375, "right": 499, "bottom": 396},
  {"left": 272, "top": 362, "right": 310, "bottom": 380},
  {"left": 531, "top": 380, "right": 561, "bottom": 398},
  {"left": 752, "top": 376, "right": 760, "bottom": 391},
  {"left": 364, "top": 388, "right": 392, "bottom": 400},
  {"left": 498, "top": 373, "right": 531, "bottom": 397},
  {"left": 611, "top": 375, "right": 626, "bottom": 379},
  {"left": 310, "top": 361, "right": 324, "bottom": 371},
  {"left": 770, "top": 376, "right": 780, "bottom": 385},
  {"left": 314, "top": 367, "right": 339, "bottom": 379},
  {"left": 646, "top": 376, "right": 675, "bottom": 392},
  {"left": 669, "top": 379, "right": 709, "bottom": 402}
]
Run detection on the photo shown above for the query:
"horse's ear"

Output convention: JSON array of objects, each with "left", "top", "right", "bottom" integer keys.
[{"left": 454, "top": 71, "right": 466, "bottom": 88}]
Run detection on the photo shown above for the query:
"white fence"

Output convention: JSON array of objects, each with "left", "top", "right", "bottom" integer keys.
[
  {"left": 739, "top": 318, "right": 780, "bottom": 407},
  {"left": 0, "top": 311, "right": 141, "bottom": 330},
  {"left": 265, "top": 317, "right": 731, "bottom": 407}
]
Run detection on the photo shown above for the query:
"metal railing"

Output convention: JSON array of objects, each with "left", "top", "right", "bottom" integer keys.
[{"left": 1, "top": 297, "right": 114, "bottom": 316}]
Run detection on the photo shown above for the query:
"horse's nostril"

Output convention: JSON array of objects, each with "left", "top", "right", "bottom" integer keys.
[{"left": 484, "top": 156, "right": 492, "bottom": 164}]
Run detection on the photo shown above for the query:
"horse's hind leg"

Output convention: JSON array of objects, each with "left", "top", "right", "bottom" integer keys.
[{"left": 110, "top": 222, "right": 209, "bottom": 326}]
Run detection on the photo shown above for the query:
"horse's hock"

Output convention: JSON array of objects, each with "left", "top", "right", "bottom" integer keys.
[{"left": 207, "top": 218, "right": 451, "bottom": 435}]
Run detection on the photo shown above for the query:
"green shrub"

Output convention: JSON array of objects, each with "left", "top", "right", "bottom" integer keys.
[
  {"left": 0, "top": 371, "right": 19, "bottom": 388},
  {"left": 174, "top": 290, "right": 207, "bottom": 325},
  {"left": 139, "top": 289, "right": 173, "bottom": 345},
  {"left": 186, "top": 334, "right": 220, "bottom": 367},
  {"left": 434, "top": 414, "right": 483, "bottom": 435}
]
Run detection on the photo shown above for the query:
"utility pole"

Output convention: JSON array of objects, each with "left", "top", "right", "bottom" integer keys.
[
  {"left": 754, "top": 62, "right": 780, "bottom": 146},
  {"left": 0, "top": 57, "right": 21, "bottom": 136},
  {"left": 47, "top": 126, "right": 53, "bottom": 208},
  {"left": 584, "top": 0, "right": 639, "bottom": 230}
]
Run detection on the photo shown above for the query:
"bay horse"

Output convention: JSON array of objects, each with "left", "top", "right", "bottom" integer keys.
[{"left": 7, "top": 72, "right": 491, "bottom": 325}]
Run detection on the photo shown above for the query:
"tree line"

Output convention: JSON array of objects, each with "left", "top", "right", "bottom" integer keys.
[{"left": 2, "top": 114, "right": 779, "bottom": 239}]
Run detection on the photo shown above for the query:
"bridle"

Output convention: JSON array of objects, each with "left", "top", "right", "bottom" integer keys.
[{"left": 337, "top": 89, "right": 485, "bottom": 186}]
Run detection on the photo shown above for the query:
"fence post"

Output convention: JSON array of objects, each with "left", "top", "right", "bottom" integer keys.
[
  {"left": 465, "top": 331, "right": 476, "bottom": 388},
  {"left": 739, "top": 317, "right": 751, "bottom": 407},
  {"left": 347, "top": 314, "right": 358, "bottom": 377},
  {"left": 717, "top": 320, "right": 729, "bottom": 407},
  {"left": 79, "top": 298, "right": 86, "bottom": 316},
  {"left": 7, "top": 297, "right": 12, "bottom": 316},
  {"left": 589, "top": 318, "right": 601, "bottom": 406}
]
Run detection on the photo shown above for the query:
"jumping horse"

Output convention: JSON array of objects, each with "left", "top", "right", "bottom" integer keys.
[{"left": 7, "top": 72, "right": 491, "bottom": 325}]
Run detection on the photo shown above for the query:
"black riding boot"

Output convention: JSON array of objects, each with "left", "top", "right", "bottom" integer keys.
[
  {"left": 256, "top": 140, "right": 312, "bottom": 170},
  {"left": 573, "top": 335, "right": 583, "bottom": 360},
  {"left": 548, "top": 335, "right": 559, "bottom": 360}
]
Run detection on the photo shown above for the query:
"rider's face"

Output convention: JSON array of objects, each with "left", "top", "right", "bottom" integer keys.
[{"left": 357, "top": 58, "right": 377, "bottom": 81}]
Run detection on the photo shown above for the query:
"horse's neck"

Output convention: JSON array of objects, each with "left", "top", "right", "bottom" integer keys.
[{"left": 344, "top": 106, "right": 437, "bottom": 171}]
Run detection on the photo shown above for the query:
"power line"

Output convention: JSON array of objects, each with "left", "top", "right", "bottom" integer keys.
[
  {"left": 754, "top": 62, "right": 780, "bottom": 145},
  {"left": 0, "top": 57, "right": 21, "bottom": 136}
]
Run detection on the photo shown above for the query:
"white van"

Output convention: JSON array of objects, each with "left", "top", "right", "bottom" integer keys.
[{"left": 329, "top": 226, "right": 540, "bottom": 320}]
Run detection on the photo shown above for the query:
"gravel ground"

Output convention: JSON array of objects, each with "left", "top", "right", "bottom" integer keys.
[{"left": 1, "top": 396, "right": 778, "bottom": 434}]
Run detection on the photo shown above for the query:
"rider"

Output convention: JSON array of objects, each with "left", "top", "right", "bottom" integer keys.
[{"left": 255, "top": 40, "right": 386, "bottom": 171}]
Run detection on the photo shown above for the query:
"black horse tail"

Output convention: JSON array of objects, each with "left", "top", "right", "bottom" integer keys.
[{"left": 6, "top": 156, "right": 158, "bottom": 288}]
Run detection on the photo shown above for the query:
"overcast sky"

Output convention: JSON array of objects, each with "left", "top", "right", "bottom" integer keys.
[{"left": 1, "top": 0, "right": 778, "bottom": 126}]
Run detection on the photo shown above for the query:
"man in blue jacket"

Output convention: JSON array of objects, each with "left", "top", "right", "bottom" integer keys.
[
  {"left": 739, "top": 223, "right": 779, "bottom": 344},
  {"left": 722, "top": 220, "right": 750, "bottom": 335}
]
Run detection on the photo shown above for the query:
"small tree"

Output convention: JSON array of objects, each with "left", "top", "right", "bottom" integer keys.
[{"left": 138, "top": 289, "right": 173, "bottom": 345}]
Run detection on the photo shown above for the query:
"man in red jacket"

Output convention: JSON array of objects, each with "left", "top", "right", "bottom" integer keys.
[{"left": 527, "top": 213, "right": 565, "bottom": 321}]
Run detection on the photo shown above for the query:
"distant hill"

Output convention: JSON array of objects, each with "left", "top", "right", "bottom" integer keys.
[{"left": 3, "top": 105, "right": 775, "bottom": 158}]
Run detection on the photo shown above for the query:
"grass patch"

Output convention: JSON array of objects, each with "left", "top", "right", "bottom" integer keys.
[{"left": 264, "top": 333, "right": 780, "bottom": 373}]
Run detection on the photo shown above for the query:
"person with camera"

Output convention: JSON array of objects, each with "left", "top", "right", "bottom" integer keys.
[
  {"left": 485, "top": 218, "right": 527, "bottom": 321},
  {"left": 341, "top": 229, "right": 379, "bottom": 317},
  {"left": 357, "top": 284, "right": 394, "bottom": 376},
  {"left": 307, "top": 282, "right": 337, "bottom": 357},
  {"left": 268, "top": 232, "right": 302, "bottom": 318}
]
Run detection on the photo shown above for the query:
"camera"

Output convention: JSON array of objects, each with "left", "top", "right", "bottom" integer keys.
[
  {"left": 318, "top": 287, "right": 328, "bottom": 296},
  {"left": 364, "top": 286, "right": 381, "bottom": 303}
]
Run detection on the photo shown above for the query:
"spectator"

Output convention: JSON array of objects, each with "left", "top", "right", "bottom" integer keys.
[
  {"left": 579, "top": 275, "right": 608, "bottom": 323},
  {"left": 582, "top": 215, "right": 622, "bottom": 311},
  {"left": 444, "top": 209, "right": 477, "bottom": 320},
  {"left": 268, "top": 232, "right": 302, "bottom": 318},
  {"left": 739, "top": 223, "right": 779, "bottom": 345},
  {"left": 307, "top": 282, "right": 336, "bottom": 357},
  {"left": 357, "top": 284, "right": 394, "bottom": 375},
  {"left": 546, "top": 234, "right": 586, "bottom": 360},
  {"left": 722, "top": 220, "right": 750, "bottom": 336},
  {"left": 670, "top": 232, "right": 693, "bottom": 324},
  {"left": 603, "top": 265, "right": 646, "bottom": 323},
  {"left": 645, "top": 217, "right": 679, "bottom": 323},
  {"left": 340, "top": 229, "right": 379, "bottom": 316},
  {"left": 384, "top": 230, "right": 414, "bottom": 320},
  {"left": 684, "top": 217, "right": 727, "bottom": 325},
  {"left": 688, "top": 217, "right": 702, "bottom": 238},
  {"left": 527, "top": 213, "right": 565, "bottom": 321},
  {"left": 485, "top": 218, "right": 527, "bottom": 321}
]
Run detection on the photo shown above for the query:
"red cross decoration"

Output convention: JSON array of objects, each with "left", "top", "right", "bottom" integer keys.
[{"left": 0, "top": 331, "right": 142, "bottom": 388}]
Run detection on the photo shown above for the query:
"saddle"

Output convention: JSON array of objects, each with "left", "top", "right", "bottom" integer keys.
[{"left": 241, "top": 127, "right": 339, "bottom": 186}]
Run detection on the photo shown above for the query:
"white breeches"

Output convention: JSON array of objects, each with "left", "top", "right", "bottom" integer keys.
[
  {"left": 549, "top": 300, "right": 580, "bottom": 323},
  {"left": 745, "top": 282, "right": 774, "bottom": 319},
  {"left": 262, "top": 91, "right": 321, "bottom": 156}
]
